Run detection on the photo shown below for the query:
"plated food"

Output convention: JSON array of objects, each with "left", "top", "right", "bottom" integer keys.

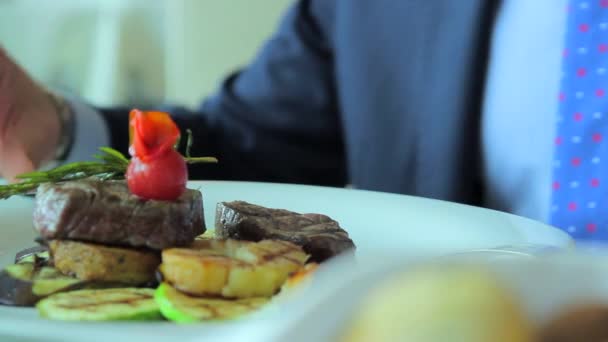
[
  {"left": 17, "top": 185, "right": 349, "bottom": 322},
  {"left": 0, "top": 110, "right": 356, "bottom": 323}
]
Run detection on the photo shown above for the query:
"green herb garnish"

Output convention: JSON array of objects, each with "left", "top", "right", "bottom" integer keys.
[{"left": 0, "top": 130, "right": 217, "bottom": 200}]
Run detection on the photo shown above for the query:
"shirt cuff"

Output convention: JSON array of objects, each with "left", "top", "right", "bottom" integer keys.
[{"left": 62, "top": 96, "right": 110, "bottom": 164}]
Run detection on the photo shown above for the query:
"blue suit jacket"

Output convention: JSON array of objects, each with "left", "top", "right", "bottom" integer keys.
[{"left": 103, "top": 0, "right": 498, "bottom": 206}]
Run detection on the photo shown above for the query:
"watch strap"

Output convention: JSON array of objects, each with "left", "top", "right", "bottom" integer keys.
[{"left": 47, "top": 92, "right": 75, "bottom": 162}]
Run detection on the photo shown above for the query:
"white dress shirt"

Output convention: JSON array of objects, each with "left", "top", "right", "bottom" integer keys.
[
  {"left": 63, "top": 96, "right": 110, "bottom": 165},
  {"left": 66, "top": 0, "right": 568, "bottom": 223},
  {"left": 482, "top": 0, "right": 566, "bottom": 222}
]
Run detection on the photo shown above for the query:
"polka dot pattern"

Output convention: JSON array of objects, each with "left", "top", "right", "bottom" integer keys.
[{"left": 551, "top": 1, "right": 608, "bottom": 241}]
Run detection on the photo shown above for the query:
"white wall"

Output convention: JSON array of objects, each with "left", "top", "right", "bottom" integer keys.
[
  {"left": 164, "top": 0, "right": 292, "bottom": 108},
  {"left": 0, "top": 0, "right": 292, "bottom": 108}
]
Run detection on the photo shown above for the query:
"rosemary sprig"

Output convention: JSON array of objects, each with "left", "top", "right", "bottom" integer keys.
[
  {"left": 0, "top": 136, "right": 217, "bottom": 200},
  {"left": 183, "top": 129, "right": 218, "bottom": 164},
  {"left": 185, "top": 129, "right": 194, "bottom": 158},
  {"left": 0, "top": 148, "right": 128, "bottom": 199}
]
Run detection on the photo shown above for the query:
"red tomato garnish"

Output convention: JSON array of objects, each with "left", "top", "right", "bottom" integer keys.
[
  {"left": 126, "top": 109, "right": 187, "bottom": 201},
  {"left": 129, "top": 109, "right": 180, "bottom": 162},
  {"left": 126, "top": 150, "right": 187, "bottom": 201}
]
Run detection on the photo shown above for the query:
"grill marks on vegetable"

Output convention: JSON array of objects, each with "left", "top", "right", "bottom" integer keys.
[
  {"left": 36, "top": 288, "right": 162, "bottom": 321},
  {"left": 177, "top": 295, "right": 264, "bottom": 318},
  {"left": 254, "top": 241, "right": 307, "bottom": 265},
  {"left": 160, "top": 239, "right": 308, "bottom": 299},
  {"left": 52, "top": 292, "right": 151, "bottom": 310},
  {"left": 155, "top": 283, "right": 268, "bottom": 321}
]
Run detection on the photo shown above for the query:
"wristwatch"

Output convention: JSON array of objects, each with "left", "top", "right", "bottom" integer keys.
[{"left": 47, "top": 91, "right": 75, "bottom": 162}]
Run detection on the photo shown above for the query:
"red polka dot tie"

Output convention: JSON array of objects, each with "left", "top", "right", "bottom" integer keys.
[{"left": 551, "top": 0, "right": 608, "bottom": 240}]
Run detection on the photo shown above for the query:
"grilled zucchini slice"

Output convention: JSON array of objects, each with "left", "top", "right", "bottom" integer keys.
[
  {"left": 155, "top": 283, "right": 267, "bottom": 323},
  {"left": 4, "top": 263, "right": 35, "bottom": 281},
  {"left": 161, "top": 239, "right": 308, "bottom": 298},
  {"left": 0, "top": 263, "right": 82, "bottom": 306},
  {"left": 14, "top": 246, "right": 49, "bottom": 265},
  {"left": 37, "top": 288, "right": 161, "bottom": 321},
  {"left": 31, "top": 267, "right": 83, "bottom": 297}
]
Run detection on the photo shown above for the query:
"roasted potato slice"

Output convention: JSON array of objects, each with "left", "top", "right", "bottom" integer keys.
[
  {"left": 161, "top": 239, "right": 308, "bottom": 298},
  {"left": 49, "top": 240, "right": 160, "bottom": 285}
]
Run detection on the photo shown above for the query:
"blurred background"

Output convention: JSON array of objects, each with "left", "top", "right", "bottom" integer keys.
[{"left": 0, "top": 0, "right": 292, "bottom": 108}]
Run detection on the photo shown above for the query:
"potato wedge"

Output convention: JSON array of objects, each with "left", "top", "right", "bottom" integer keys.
[
  {"left": 161, "top": 239, "right": 308, "bottom": 298},
  {"left": 49, "top": 240, "right": 160, "bottom": 285}
]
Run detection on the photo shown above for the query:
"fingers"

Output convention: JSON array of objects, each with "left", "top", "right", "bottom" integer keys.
[
  {"left": 0, "top": 47, "right": 58, "bottom": 181},
  {"left": 0, "top": 48, "right": 18, "bottom": 139},
  {"left": 0, "top": 140, "right": 35, "bottom": 183}
]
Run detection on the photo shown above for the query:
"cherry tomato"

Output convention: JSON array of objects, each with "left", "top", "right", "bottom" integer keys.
[{"left": 126, "top": 149, "right": 187, "bottom": 201}]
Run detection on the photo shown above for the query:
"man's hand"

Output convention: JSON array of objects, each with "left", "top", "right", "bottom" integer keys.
[{"left": 0, "top": 48, "right": 61, "bottom": 182}]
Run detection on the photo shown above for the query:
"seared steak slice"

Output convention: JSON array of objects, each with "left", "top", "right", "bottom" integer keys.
[
  {"left": 215, "top": 201, "right": 355, "bottom": 262},
  {"left": 33, "top": 180, "right": 205, "bottom": 250}
]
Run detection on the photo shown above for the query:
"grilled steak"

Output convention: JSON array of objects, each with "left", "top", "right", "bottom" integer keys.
[
  {"left": 215, "top": 201, "right": 355, "bottom": 262},
  {"left": 33, "top": 180, "right": 205, "bottom": 250}
]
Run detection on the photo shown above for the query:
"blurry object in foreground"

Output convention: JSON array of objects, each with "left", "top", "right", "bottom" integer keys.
[
  {"left": 273, "top": 263, "right": 319, "bottom": 303},
  {"left": 282, "top": 263, "right": 318, "bottom": 290},
  {"left": 339, "top": 265, "right": 534, "bottom": 342},
  {"left": 539, "top": 304, "right": 608, "bottom": 342}
]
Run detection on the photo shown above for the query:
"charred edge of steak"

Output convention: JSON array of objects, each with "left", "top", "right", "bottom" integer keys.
[
  {"left": 215, "top": 201, "right": 355, "bottom": 262},
  {"left": 33, "top": 180, "right": 205, "bottom": 250}
]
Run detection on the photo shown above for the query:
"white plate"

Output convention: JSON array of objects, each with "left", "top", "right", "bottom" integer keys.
[
  {"left": 272, "top": 251, "right": 608, "bottom": 342},
  {"left": 0, "top": 181, "right": 572, "bottom": 342}
]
